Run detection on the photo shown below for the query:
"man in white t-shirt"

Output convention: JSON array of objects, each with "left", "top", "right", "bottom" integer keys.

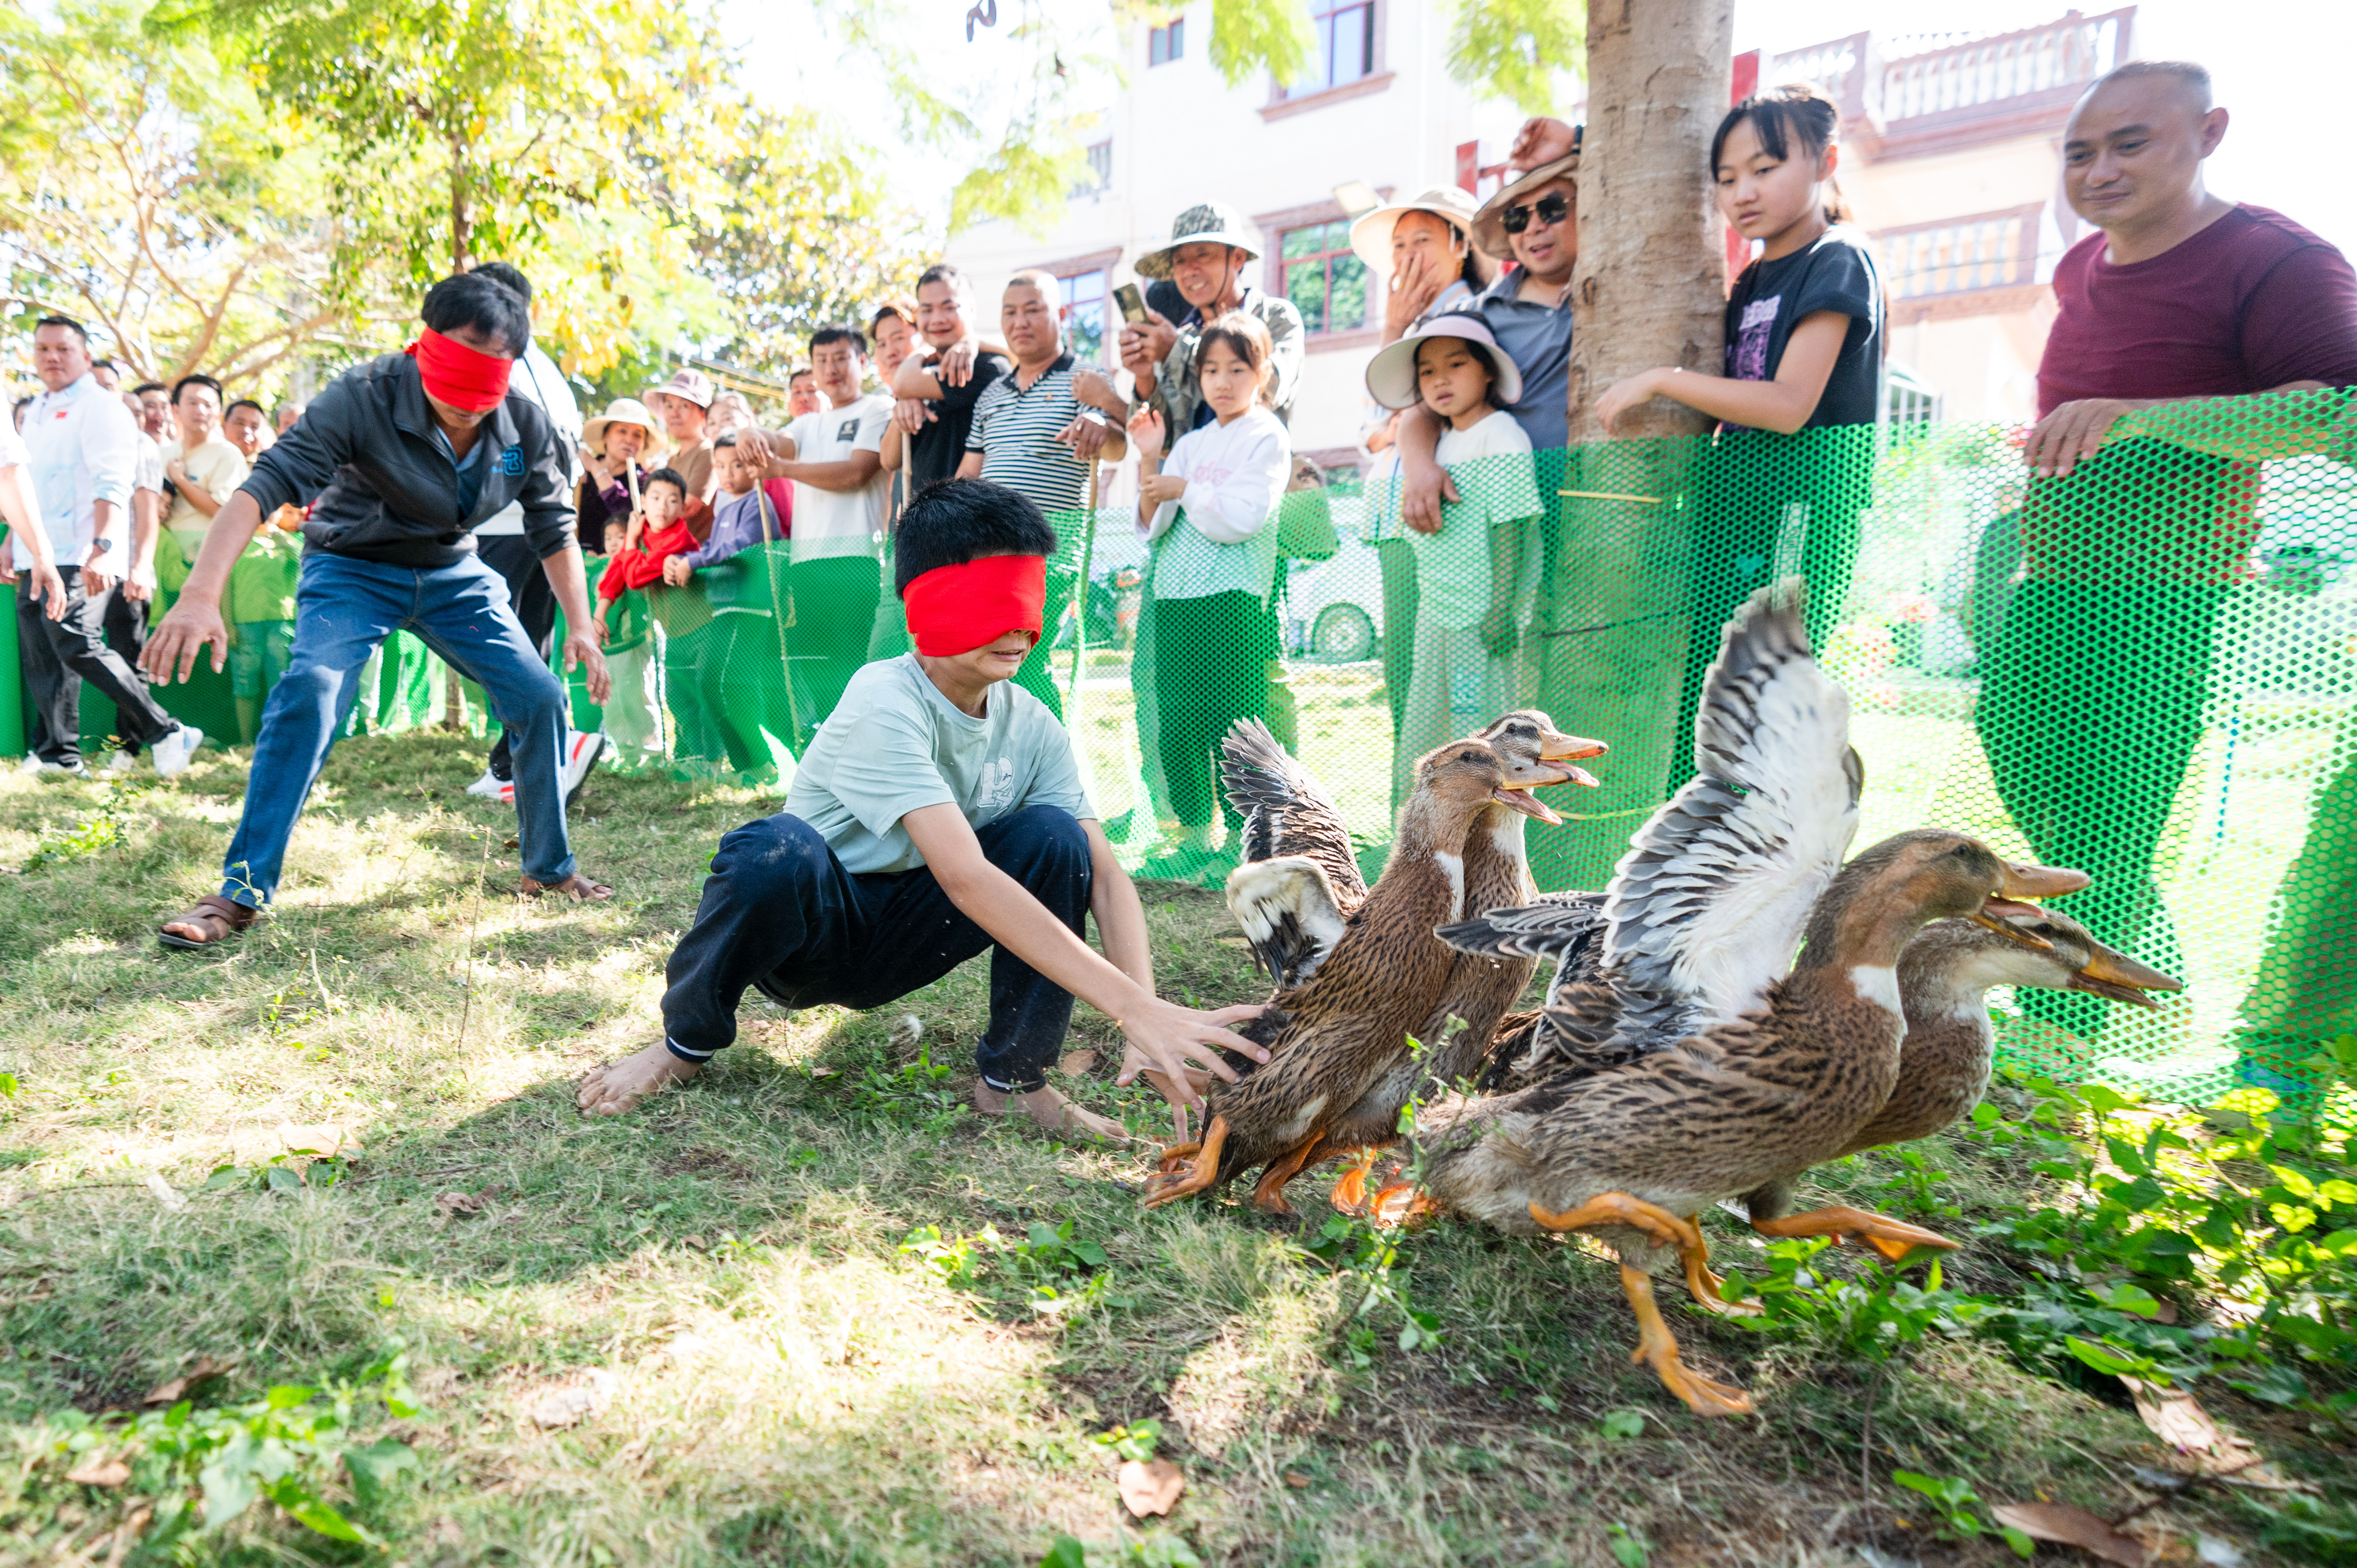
[
  {"left": 768, "top": 323, "right": 893, "bottom": 736},
  {"left": 159, "top": 376, "right": 248, "bottom": 563},
  {"left": 463, "top": 263, "right": 595, "bottom": 800},
  {"left": 17, "top": 316, "right": 202, "bottom": 776},
  {"left": 577, "top": 477, "right": 1267, "bottom": 1139}
]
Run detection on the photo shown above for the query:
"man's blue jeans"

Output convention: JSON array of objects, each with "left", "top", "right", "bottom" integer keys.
[
  {"left": 220, "top": 550, "right": 576, "bottom": 907},
  {"left": 659, "top": 805, "right": 1092, "bottom": 1092}
]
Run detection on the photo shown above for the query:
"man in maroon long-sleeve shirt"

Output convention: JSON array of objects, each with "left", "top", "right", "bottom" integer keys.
[{"left": 1977, "top": 60, "right": 2357, "bottom": 1046}]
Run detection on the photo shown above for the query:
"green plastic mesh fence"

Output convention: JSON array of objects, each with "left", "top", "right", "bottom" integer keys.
[{"left": 572, "top": 389, "right": 2355, "bottom": 1106}]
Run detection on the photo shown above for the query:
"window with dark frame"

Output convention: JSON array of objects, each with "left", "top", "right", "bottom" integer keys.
[
  {"left": 1282, "top": 0, "right": 1373, "bottom": 96},
  {"left": 1149, "top": 17, "right": 1184, "bottom": 65},
  {"left": 1279, "top": 220, "right": 1369, "bottom": 336},
  {"left": 1059, "top": 270, "right": 1111, "bottom": 365},
  {"left": 1071, "top": 139, "right": 1112, "bottom": 197}
]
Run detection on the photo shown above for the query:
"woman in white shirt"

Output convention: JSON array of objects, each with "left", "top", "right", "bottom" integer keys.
[{"left": 1126, "top": 315, "right": 1291, "bottom": 866}]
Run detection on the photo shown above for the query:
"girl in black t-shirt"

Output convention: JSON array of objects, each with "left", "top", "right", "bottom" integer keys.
[
  {"left": 1594, "top": 83, "right": 1884, "bottom": 435},
  {"left": 1595, "top": 85, "right": 1885, "bottom": 788}
]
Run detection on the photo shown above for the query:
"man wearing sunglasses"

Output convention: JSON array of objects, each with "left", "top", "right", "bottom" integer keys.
[{"left": 1397, "top": 132, "right": 1582, "bottom": 536}]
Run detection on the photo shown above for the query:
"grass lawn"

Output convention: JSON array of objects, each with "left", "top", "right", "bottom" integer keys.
[{"left": 0, "top": 731, "right": 2343, "bottom": 1565}]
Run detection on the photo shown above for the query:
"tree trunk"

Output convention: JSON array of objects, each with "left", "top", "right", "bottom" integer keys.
[
  {"left": 1531, "top": 0, "right": 1733, "bottom": 891},
  {"left": 1565, "top": 0, "right": 1732, "bottom": 438}
]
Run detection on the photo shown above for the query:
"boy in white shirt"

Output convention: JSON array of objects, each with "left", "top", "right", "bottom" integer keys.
[
  {"left": 1363, "top": 317, "right": 1543, "bottom": 804},
  {"left": 576, "top": 478, "right": 1268, "bottom": 1141}
]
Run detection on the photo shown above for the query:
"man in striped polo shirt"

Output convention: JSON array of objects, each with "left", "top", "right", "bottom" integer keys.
[{"left": 958, "top": 269, "right": 1128, "bottom": 717}]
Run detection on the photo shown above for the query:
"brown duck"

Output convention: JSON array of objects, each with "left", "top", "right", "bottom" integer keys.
[
  {"left": 1142, "top": 738, "right": 1556, "bottom": 1212},
  {"left": 1322, "top": 712, "right": 1607, "bottom": 1210},
  {"left": 1399, "top": 585, "right": 2092, "bottom": 1415}
]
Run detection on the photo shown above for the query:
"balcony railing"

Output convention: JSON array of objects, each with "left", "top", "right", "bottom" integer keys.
[
  {"left": 1879, "top": 10, "right": 2129, "bottom": 121},
  {"left": 1876, "top": 205, "right": 2043, "bottom": 299}
]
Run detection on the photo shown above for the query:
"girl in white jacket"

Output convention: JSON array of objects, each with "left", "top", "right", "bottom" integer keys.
[{"left": 1127, "top": 314, "right": 1291, "bottom": 861}]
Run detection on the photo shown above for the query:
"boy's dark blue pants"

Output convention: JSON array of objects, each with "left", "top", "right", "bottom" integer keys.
[{"left": 660, "top": 805, "right": 1093, "bottom": 1093}]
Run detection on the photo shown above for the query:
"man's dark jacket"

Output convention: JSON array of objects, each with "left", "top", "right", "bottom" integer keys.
[{"left": 237, "top": 352, "right": 574, "bottom": 569}]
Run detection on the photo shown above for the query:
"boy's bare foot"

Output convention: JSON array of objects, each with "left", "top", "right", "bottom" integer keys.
[
  {"left": 578, "top": 1041, "right": 702, "bottom": 1116},
  {"left": 974, "top": 1082, "right": 1130, "bottom": 1145}
]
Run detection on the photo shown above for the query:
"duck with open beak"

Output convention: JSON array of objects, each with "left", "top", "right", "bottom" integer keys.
[
  {"left": 1967, "top": 859, "right": 2094, "bottom": 949},
  {"left": 1487, "top": 720, "right": 1608, "bottom": 826}
]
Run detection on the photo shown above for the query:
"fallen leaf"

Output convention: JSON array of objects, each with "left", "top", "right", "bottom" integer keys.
[
  {"left": 680, "top": 1234, "right": 707, "bottom": 1251},
  {"left": 142, "top": 1172, "right": 188, "bottom": 1213},
  {"left": 144, "top": 1353, "right": 231, "bottom": 1405},
  {"left": 809, "top": 1067, "right": 837, "bottom": 1080},
  {"left": 435, "top": 1187, "right": 498, "bottom": 1217},
  {"left": 1992, "top": 1503, "right": 2148, "bottom": 1567},
  {"left": 1215, "top": 936, "right": 1250, "bottom": 948},
  {"left": 65, "top": 1454, "right": 129, "bottom": 1487},
  {"left": 2120, "top": 1377, "right": 2271, "bottom": 1478},
  {"left": 2197, "top": 1535, "right": 2250, "bottom": 1567},
  {"left": 1283, "top": 1470, "right": 1311, "bottom": 1489},
  {"left": 503, "top": 837, "right": 520, "bottom": 849},
  {"left": 277, "top": 1121, "right": 359, "bottom": 1158},
  {"left": 1058, "top": 1049, "right": 1099, "bottom": 1077},
  {"left": 1117, "top": 1456, "right": 1184, "bottom": 1517},
  {"left": 528, "top": 1368, "right": 617, "bottom": 1429}
]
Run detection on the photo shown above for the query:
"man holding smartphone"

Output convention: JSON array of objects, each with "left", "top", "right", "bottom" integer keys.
[{"left": 1118, "top": 202, "right": 1305, "bottom": 447}]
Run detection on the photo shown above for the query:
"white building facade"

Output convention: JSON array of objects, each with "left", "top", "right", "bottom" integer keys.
[{"left": 944, "top": 0, "right": 1530, "bottom": 472}]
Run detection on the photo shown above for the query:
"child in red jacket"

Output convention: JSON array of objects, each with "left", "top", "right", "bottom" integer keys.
[{"left": 594, "top": 467, "right": 695, "bottom": 641}]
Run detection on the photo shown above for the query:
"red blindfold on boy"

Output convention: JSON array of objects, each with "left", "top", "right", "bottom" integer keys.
[
  {"left": 902, "top": 555, "right": 1047, "bottom": 657},
  {"left": 406, "top": 327, "right": 515, "bottom": 413}
]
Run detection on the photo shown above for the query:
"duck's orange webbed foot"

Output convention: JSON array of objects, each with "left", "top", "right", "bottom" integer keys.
[
  {"left": 1367, "top": 1180, "right": 1440, "bottom": 1229},
  {"left": 1751, "top": 1205, "right": 1959, "bottom": 1263},
  {"left": 1154, "top": 1141, "right": 1200, "bottom": 1176},
  {"left": 1526, "top": 1192, "right": 1704, "bottom": 1253},
  {"left": 1142, "top": 1116, "right": 1229, "bottom": 1209},
  {"left": 1681, "top": 1215, "right": 1762, "bottom": 1318},
  {"left": 1327, "top": 1147, "right": 1380, "bottom": 1212},
  {"left": 1620, "top": 1264, "right": 1754, "bottom": 1417},
  {"left": 1249, "top": 1131, "right": 1328, "bottom": 1216}
]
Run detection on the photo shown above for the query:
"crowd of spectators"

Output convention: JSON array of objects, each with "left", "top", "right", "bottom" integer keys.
[{"left": 9, "top": 57, "right": 2357, "bottom": 1086}]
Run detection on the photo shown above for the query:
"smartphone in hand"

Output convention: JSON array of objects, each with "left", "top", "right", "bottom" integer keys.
[{"left": 1114, "top": 282, "right": 1149, "bottom": 325}]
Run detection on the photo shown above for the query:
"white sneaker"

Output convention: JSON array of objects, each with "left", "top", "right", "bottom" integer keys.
[
  {"left": 465, "top": 767, "right": 510, "bottom": 800},
  {"left": 104, "top": 749, "right": 140, "bottom": 774},
  {"left": 19, "top": 754, "right": 83, "bottom": 776},
  {"left": 150, "top": 725, "right": 203, "bottom": 779},
  {"left": 560, "top": 729, "right": 607, "bottom": 808}
]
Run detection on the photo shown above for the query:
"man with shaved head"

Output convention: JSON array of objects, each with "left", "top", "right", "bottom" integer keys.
[{"left": 1978, "top": 59, "right": 2357, "bottom": 1043}]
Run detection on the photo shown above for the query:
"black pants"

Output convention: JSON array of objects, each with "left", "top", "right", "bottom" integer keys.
[
  {"left": 478, "top": 533, "right": 558, "bottom": 781},
  {"left": 1978, "top": 580, "right": 2225, "bottom": 1038},
  {"left": 659, "top": 804, "right": 1092, "bottom": 1091},
  {"left": 100, "top": 583, "right": 152, "bottom": 754},
  {"left": 16, "top": 569, "right": 178, "bottom": 765},
  {"left": 1154, "top": 590, "right": 1273, "bottom": 831}
]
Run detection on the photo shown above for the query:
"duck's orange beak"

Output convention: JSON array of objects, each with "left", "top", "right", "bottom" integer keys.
[
  {"left": 2067, "top": 941, "right": 2182, "bottom": 1008},
  {"left": 1969, "top": 862, "right": 2092, "bottom": 951},
  {"left": 1492, "top": 786, "right": 1563, "bottom": 825},
  {"left": 1539, "top": 731, "right": 1609, "bottom": 762}
]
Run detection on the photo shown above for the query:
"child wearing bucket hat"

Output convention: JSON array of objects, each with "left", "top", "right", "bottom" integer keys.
[{"left": 1363, "top": 316, "right": 1545, "bottom": 807}]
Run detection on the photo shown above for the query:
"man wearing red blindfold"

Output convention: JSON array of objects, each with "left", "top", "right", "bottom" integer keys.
[
  {"left": 578, "top": 478, "right": 1268, "bottom": 1142},
  {"left": 143, "top": 271, "right": 615, "bottom": 951}
]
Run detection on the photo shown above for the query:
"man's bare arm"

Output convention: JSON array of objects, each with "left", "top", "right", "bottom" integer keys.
[{"left": 900, "top": 802, "right": 1264, "bottom": 1114}]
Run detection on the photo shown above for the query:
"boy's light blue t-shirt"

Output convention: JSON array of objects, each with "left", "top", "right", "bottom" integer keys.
[
  {"left": 1408, "top": 409, "right": 1543, "bottom": 628},
  {"left": 783, "top": 654, "right": 1096, "bottom": 874}
]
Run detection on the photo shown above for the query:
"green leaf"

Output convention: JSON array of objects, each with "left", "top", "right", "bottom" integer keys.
[
  {"left": 2221, "top": 1362, "right": 2307, "bottom": 1404},
  {"left": 0, "top": 1071, "right": 17, "bottom": 1097},
  {"left": 2001, "top": 1524, "right": 2037, "bottom": 1558},
  {"left": 1970, "top": 1102, "right": 2001, "bottom": 1126},
  {"left": 2091, "top": 1280, "right": 2164, "bottom": 1319},
  {"left": 2065, "top": 1336, "right": 2157, "bottom": 1378},
  {"left": 2075, "top": 1083, "right": 2135, "bottom": 1114},
  {"left": 271, "top": 1481, "right": 367, "bottom": 1542},
  {"left": 343, "top": 1438, "right": 417, "bottom": 1508},
  {"left": 264, "top": 1165, "right": 303, "bottom": 1193},
  {"left": 198, "top": 1454, "right": 258, "bottom": 1533},
  {"left": 1446, "top": 0, "right": 1584, "bottom": 114},
  {"left": 2313, "top": 1228, "right": 2357, "bottom": 1255},
  {"left": 1039, "top": 1535, "right": 1088, "bottom": 1568},
  {"left": 1209, "top": 0, "right": 1313, "bottom": 88},
  {"left": 203, "top": 1164, "right": 248, "bottom": 1191},
  {"left": 1598, "top": 1409, "right": 1644, "bottom": 1440}
]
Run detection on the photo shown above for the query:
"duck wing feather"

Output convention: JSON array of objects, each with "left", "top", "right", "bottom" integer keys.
[
  {"left": 1225, "top": 856, "right": 1353, "bottom": 989},
  {"left": 1222, "top": 719, "right": 1367, "bottom": 905}
]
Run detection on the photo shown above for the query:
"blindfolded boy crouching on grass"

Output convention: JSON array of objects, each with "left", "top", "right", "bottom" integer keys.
[{"left": 577, "top": 477, "right": 1269, "bottom": 1139}]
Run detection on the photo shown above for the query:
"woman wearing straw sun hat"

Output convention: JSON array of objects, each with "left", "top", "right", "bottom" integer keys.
[
  {"left": 1349, "top": 184, "right": 1494, "bottom": 350},
  {"left": 577, "top": 396, "right": 664, "bottom": 554}
]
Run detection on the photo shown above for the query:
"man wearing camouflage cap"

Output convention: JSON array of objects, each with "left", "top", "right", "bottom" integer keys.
[{"left": 1118, "top": 201, "right": 1305, "bottom": 447}]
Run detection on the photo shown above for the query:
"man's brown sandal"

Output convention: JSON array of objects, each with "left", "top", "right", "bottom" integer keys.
[
  {"left": 519, "top": 873, "right": 614, "bottom": 902},
  {"left": 158, "top": 894, "right": 261, "bottom": 951}
]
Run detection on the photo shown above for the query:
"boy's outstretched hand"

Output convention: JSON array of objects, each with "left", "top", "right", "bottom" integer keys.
[{"left": 1114, "top": 996, "right": 1267, "bottom": 1145}]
